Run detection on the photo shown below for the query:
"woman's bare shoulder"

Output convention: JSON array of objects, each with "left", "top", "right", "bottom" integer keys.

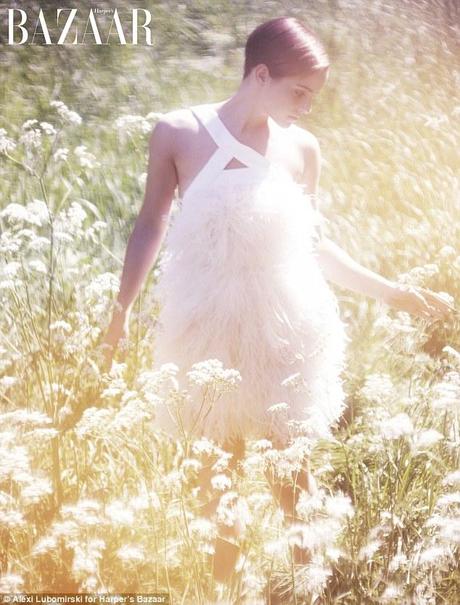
[
  {"left": 153, "top": 107, "right": 200, "bottom": 135},
  {"left": 149, "top": 107, "right": 201, "bottom": 156},
  {"left": 288, "top": 123, "right": 320, "bottom": 154}
]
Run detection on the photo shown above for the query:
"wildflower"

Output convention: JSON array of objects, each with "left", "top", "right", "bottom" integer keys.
[
  {"left": 380, "top": 413, "right": 414, "bottom": 440},
  {"left": 388, "top": 553, "right": 408, "bottom": 572},
  {"left": 418, "top": 544, "right": 453, "bottom": 566},
  {"left": 324, "top": 493, "right": 355, "bottom": 519},
  {"left": 359, "top": 373, "right": 394, "bottom": 404},
  {"left": 267, "top": 402, "right": 290, "bottom": 414},
  {"left": 189, "top": 518, "right": 216, "bottom": 541},
  {"left": 61, "top": 499, "right": 104, "bottom": 527},
  {"left": 50, "top": 320, "right": 72, "bottom": 333},
  {"left": 436, "top": 491, "right": 460, "bottom": 507},
  {"left": 191, "top": 437, "right": 218, "bottom": 457},
  {"left": 72, "top": 542, "right": 104, "bottom": 579},
  {"left": 32, "top": 535, "right": 58, "bottom": 556},
  {"left": 0, "top": 199, "right": 49, "bottom": 227},
  {"left": 74, "top": 145, "right": 98, "bottom": 170},
  {"left": 380, "top": 583, "right": 404, "bottom": 603},
  {"left": 0, "top": 510, "right": 26, "bottom": 529},
  {"left": 54, "top": 147, "right": 69, "bottom": 162},
  {"left": 115, "top": 114, "right": 151, "bottom": 137},
  {"left": 0, "top": 376, "right": 18, "bottom": 389},
  {"left": 28, "top": 259, "right": 48, "bottom": 274},
  {"left": 358, "top": 539, "right": 382, "bottom": 562},
  {"left": 21, "top": 477, "right": 53, "bottom": 503},
  {"left": 75, "top": 407, "right": 114, "bottom": 439},
  {"left": 442, "top": 470, "right": 460, "bottom": 486},
  {"left": 443, "top": 346, "right": 460, "bottom": 364},
  {"left": 438, "top": 245, "right": 456, "bottom": 259},
  {"left": 105, "top": 500, "right": 134, "bottom": 525},
  {"left": 211, "top": 473, "right": 232, "bottom": 491},
  {"left": 22, "top": 119, "right": 38, "bottom": 130},
  {"left": 187, "top": 358, "right": 241, "bottom": 392},
  {"left": 40, "top": 121, "right": 57, "bottom": 136},
  {"left": 116, "top": 545, "right": 144, "bottom": 563},
  {"left": 298, "top": 561, "right": 333, "bottom": 595},
  {"left": 411, "top": 429, "right": 443, "bottom": 452},
  {"left": 252, "top": 439, "right": 273, "bottom": 451},
  {"left": 281, "top": 371, "right": 306, "bottom": 392},
  {"left": 0, "top": 128, "right": 16, "bottom": 154},
  {"left": 431, "top": 379, "right": 460, "bottom": 411},
  {"left": 50, "top": 100, "right": 82, "bottom": 125},
  {"left": 19, "top": 127, "right": 42, "bottom": 149},
  {"left": 0, "top": 573, "right": 24, "bottom": 592}
]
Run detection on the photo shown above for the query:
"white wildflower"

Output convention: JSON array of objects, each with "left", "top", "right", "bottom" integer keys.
[
  {"left": 267, "top": 402, "right": 290, "bottom": 414},
  {"left": 106, "top": 500, "right": 134, "bottom": 525},
  {"left": 54, "top": 147, "right": 69, "bottom": 162},
  {"left": 380, "top": 583, "right": 404, "bottom": 602},
  {"left": 116, "top": 544, "right": 144, "bottom": 563},
  {"left": 211, "top": 473, "right": 232, "bottom": 491},
  {"left": 438, "top": 245, "right": 456, "bottom": 259},
  {"left": 0, "top": 128, "right": 16, "bottom": 154},
  {"left": 74, "top": 145, "right": 98, "bottom": 169},
  {"left": 380, "top": 413, "right": 414, "bottom": 440},
  {"left": 32, "top": 535, "right": 58, "bottom": 556},
  {"left": 0, "top": 573, "right": 24, "bottom": 592},
  {"left": 324, "top": 493, "right": 355, "bottom": 519},
  {"left": 358, "top": 538, "right": 382, "bottom": 561},
  {"left": 187, "top": 358, "right": 241, "bottom": 392},
  {"left": 28, "top": 259, "right": 48, "bottom": 274},
  {"left": 443, "top": 470, "right": 460, "bottom": 486},
  {"left": 0, "top": 376, "right": 18, "bottom": 389},
  {"left": 418, "top": 544, "right": 453, "bottom": 566},
  {"left": 19, "top": 128, "right": 42, "bottom": 149},
  {"left": 21, "top": 477, "right": 53, "bottom": 503},
  {"left": 359, "top": 373, "right": 394, "bottom": 404},
  {"left": 115, "top": 114, "right": 151, "bottom": 137},
  {"left": 50, "top": 100, "right": 82, "bottom": 125},
  {"left": 0, "top": 510, "right": 26, "bottom": 529},
  {"left": 411, "top": 429, "right": 443, "bottom": 452},
  {"left": 388, "top": 553, "right": 408, "bottom": 572},
  {"left": 40, "top": 121, "right": 57, "bottom": 136},
  {"left": 431, "top": 379, "right": 460, "bottom": 411},
  {"left": 281, "top": 371, "right": 307, "bottom": 392}
]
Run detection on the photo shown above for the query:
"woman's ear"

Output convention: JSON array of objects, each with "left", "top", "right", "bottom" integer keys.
[{"left": 253, "top": 63, "right": 270, "bottom": 85}]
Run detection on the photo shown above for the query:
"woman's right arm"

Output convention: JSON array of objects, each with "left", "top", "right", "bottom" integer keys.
[{"left": 102, "top": 117, "right": 178, "bottom": 366}]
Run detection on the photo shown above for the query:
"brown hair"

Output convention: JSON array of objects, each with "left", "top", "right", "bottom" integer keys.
[{"left": 243, "top": 17, "right": 329, "bottom": 79}]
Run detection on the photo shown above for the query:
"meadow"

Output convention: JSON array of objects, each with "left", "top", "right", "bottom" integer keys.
[{"left": 0, "top": 0, "right": 459, "bottom": 603}]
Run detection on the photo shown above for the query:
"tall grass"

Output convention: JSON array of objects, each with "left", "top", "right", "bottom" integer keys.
[{"left": 0, "top": 0, "right": 459, "bottom": 602}]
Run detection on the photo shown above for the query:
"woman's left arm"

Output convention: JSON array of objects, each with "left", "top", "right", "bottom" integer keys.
[
  {"left": 314, "top": 237, "right": 455, "bottom": 320},
  {"left": 299, "top": 131, "right": 456, "bottom": 321}
]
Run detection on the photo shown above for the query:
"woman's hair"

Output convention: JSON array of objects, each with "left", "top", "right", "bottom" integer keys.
[{"left": 243, "top": 17, "right": 329, "bottom": 79}]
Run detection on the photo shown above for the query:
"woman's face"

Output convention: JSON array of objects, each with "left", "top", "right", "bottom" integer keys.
[{"left": 259, "top": 66, "right": 329, "bottom": 127}]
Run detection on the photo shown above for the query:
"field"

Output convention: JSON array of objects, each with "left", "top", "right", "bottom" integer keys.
[{"left": 0, "top": 1, "right": 459, "bottom": 603}]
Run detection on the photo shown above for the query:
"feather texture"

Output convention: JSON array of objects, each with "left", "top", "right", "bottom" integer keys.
[{"left": 151, "top": 162, "right": 350, "bottom": 447}]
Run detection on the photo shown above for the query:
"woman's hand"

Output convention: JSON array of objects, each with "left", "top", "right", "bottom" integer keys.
[
  {"left": 383, "top": 283, "right": 457, "bottom": 320},
  {"left": 101, "top": 307, "right": 130, "bottom": 372}
]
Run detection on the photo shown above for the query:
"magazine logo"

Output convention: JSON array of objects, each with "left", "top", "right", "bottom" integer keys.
[{"left": 3, "top": 8, "right": 153, "bottom": 45}]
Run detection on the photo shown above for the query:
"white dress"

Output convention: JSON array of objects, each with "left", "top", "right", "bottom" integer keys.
[{"left": 151, "top": 103, "right": 349, "bottom": 447}]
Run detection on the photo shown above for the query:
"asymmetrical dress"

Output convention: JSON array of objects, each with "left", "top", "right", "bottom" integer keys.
[{"left": 151, "top": 103, "right": 349, "bottom": 448}]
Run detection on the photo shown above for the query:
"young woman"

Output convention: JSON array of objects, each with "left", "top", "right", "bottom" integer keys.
[{"left": 103, "top": 16, "right": 454, "bottom": 587}]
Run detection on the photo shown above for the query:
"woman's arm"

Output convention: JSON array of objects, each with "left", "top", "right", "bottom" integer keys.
[
  {"left": 101, "top": 117, "right": 177, "bottom": 365},
  {"left": 314, "top": 236, "right": 394, "bottom": 301},
  {"left": 299, "top": 131, "right": 456, "bottom": 320},
  {"left": 114, "top": 117, "right": 177, "bottom": 316}
]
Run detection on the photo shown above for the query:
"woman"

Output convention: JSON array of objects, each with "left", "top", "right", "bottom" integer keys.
[{"left": 103, "top": 16, "right": 454, "bottom": 588}]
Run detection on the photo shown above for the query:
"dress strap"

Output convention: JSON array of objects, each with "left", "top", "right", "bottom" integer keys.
[{"left": 191, "top": 104, "right": 270, "bottom": 169}]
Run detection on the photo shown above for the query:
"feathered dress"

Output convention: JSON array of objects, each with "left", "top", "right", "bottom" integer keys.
[{"left": 151, "top": 103, "right": 349, "bottom": 448}]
